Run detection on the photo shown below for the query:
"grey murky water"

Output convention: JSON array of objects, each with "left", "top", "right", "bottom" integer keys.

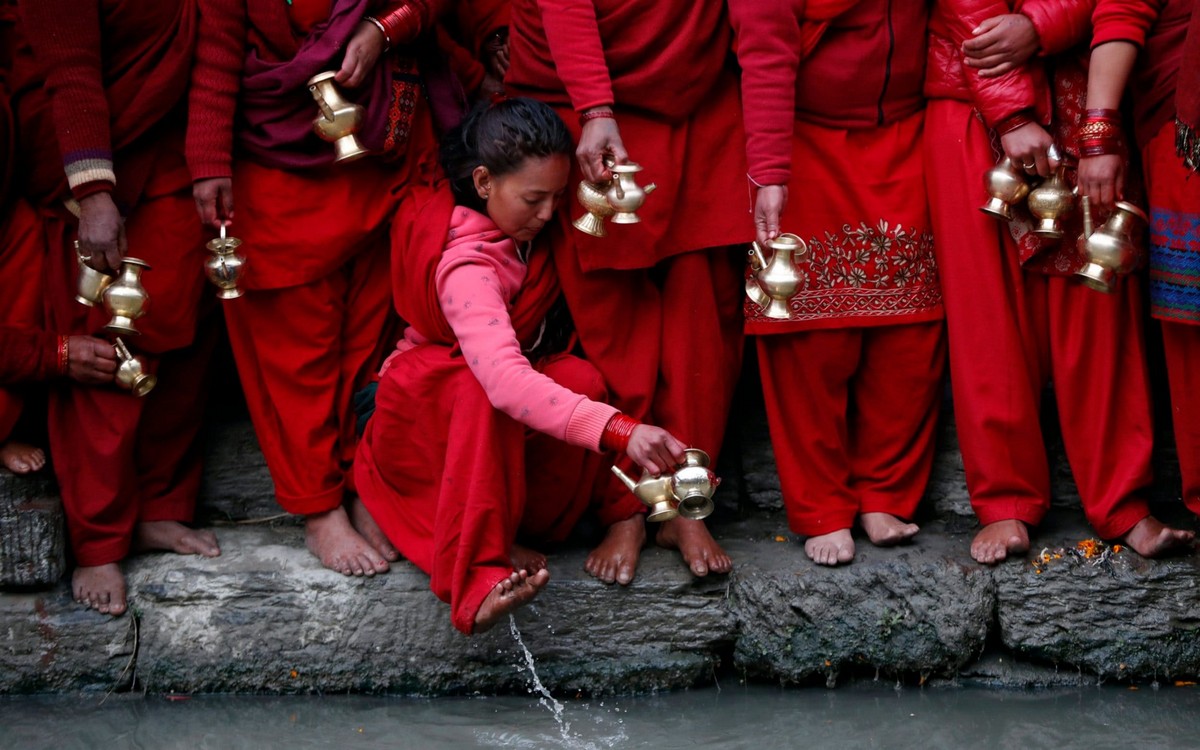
[{"left": 3, "top": 684, "right": 1199, "bottom": 749}]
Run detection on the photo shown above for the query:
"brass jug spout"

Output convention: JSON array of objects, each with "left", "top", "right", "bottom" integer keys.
[{"left": 610, "top": 464, "right": 679, "bottom": 522}]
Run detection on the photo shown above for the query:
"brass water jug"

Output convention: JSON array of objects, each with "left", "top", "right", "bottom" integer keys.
[
  {"left": 1076, "top": 198, "right": 1147, "bottom": 293},
  {"left": 74, "top": 241, "right": 114, "bottom": 307},
  {"left": 572, "top": 179, "right": 616, "bottom": 237},
  {"left": 307, "top": 72, "right": 368, "bottom": 163},
  {"left": 114, "top": 338, "right": 156, "bottom": 397},
  {"left": 1026, "top": 166, "right": 1075, "bottom": 239},
  {"left": 611, "top": 464, "right": 679, "bottom": 522},
  {"left": 746, "top": 233, "right": 808, "bottom": 320},
  {"left": 980, "top": 156, "right": 1031, "bottom": 220},
  {"left": 670, "top": 449, "right": 719, "bottom": 521},
  {"left": 204, "top": 224, "right": 246, "bottom": 299},
  {"left": 103, "top": 258, "right": 151, "bottom": 335},
  {"left": 605, "top": 162, "right": 656, "bottom": 224}
]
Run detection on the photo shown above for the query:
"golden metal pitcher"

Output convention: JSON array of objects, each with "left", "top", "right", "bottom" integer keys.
[
  {"left": 572, "top": 180, "right": 616, "bottom": 237},
  {"left": 746, "top": 233, "right": 808, "bottom": 320},
  {"left": 1026, "top": 166, "right": 1075, "bottom": 239},
  {"left": 74, "top": 241, "right": 115, "bottom": 307},
  {"left": 1075, "top": 197, "right": 1147, "bottom": 294},
  {"left": 670, "top": 449, "right": 719, "bottom": 521},
  {"left": 114, "top": 338, "right": 156, "bottom": 397},
  {"left": 606, "top": 162, "right": 656, "bottom": 224},
  {"left": 980, "top": 156, "right": 1031, "bottom": 220},
  {"left": 103, "top": 258, "right": 151, "bottom": 335},
  {"left": 611, "top": 464, "right": 678, "bottom": 522},
  {"left": 204, "top": 224, "right": 246, "bottom": 300},
  {"left": 307, "top": 72, "right": 368, "bottom": 164}
]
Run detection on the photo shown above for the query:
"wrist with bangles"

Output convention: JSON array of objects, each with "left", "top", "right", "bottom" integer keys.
[
  {"left": 1076, "top": 108, "right": 1123, "bottom": 157},
  {"left": 601, "top": 413, "right": 640, "bottom": 453},
  {"left": 579, "top": 107, "right": 615, "bottom": 128},
  {"left": 364, "top": 2, "right": 422, "bottom": 52}
]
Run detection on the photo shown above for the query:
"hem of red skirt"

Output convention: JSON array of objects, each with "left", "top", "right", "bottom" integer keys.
[
  {"left": 746, "top": 306, "right": 943, "bottom": 336},
  {"left": 453, "top": 565, "right": 515, "bottom": 636},
  {"left": 1088, "top": 498, "right": 1150, "bottom": 541},
  {"left": 72, "top": 536, "right": 132, "bottom": 568},
  {"left": 276, "top": 482, "right": 346, "bottom": 517},
  {"left": 971, "top": 500, "right": 1047, "bottom": 529}
]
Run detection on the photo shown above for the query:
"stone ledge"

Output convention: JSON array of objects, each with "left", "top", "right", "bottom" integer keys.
[{"left": 3, "top": 514, "right": 1199, "bottom": 696}]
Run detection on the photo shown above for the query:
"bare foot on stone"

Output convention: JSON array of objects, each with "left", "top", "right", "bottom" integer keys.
[
  {"left": 860, "top": 512, "right": 919, "bottom": 547},
  {"left": 306, "top": 505, "right": 389, "bottom": 576},
  {"left": 474, "top": 568, "right": 550, "bottom": 633},
  {"left": 1122, "top": 516, "right": 1195, "bottom": 558},
  {"left": 656, "top": 517, "right": 731, "bottom": 577},
  {"left": 512, "top": 544, "right": 546, "bottom": 574},
  {"left": 971, "top": 519, "right": 1029, "bottom": 564},
  {"left": 586, "top": 514, "right": 645, "bottom": 585},
  {"left": 0, "top": 441, "right": 46, "bottom": 474},
  {"left": 134, "top": 520, "right": 221, "bottom": 557},
  {"left": 347, "top": 495, "right": 400, "bottom": 562},
  {"left": 805, "top": 528, "right": 855, "bottom": 566},
  {"left": 73, "top": 563, "right": 127, "bottom": 616}
]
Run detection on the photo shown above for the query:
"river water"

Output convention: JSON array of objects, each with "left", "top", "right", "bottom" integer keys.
[{"left": 2, "top": 683, "right": 1198, "bottom": 749}]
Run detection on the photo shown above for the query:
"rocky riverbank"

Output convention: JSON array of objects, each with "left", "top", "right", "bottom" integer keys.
[{"left": 2, "top": 396, "right": 1198, "bottom": 696}]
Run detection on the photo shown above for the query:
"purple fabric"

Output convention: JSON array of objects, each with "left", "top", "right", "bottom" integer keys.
[{"left": 237, "top": 0, "right": 392, "bottom": 169}]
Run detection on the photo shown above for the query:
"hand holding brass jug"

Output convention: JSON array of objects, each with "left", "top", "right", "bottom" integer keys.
[
  {"left": 980, "top": 156, "right": 1032, "bottom": 220},
  {"left": 74, "top": 241, "right": 115, "bottom": 307},
  {"left": 307, "top": 71, "right": 368, "bottom": 164},
  {"left": 103, "top": 258, "right": 151, "bottom": 335},
  {"left": 610, "top": 448, "right": 720, "bottom": 522},
  {"left": 1075, "top": 195, "right": 1147, "bottom": 294},
  {"left": 746, "top": 233, "right": 808, "bottom": 320},
  {"left": 204, "top": 224, "right": 246, "bottom": 299},
  {"left": 114, "top": 338, "right": 156, "bottom": 397}
]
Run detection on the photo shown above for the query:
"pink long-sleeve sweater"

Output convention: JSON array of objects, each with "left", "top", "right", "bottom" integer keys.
[{"left": 386, "top": 206, "right": 618, "bottom": 451}]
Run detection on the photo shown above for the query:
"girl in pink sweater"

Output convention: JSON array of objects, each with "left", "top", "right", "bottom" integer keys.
[{"left": 355, "top": 98, "right": 687, "bottom": 634}]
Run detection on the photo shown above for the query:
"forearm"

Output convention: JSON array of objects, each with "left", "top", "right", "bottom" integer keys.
[
  {"left": 534, "top": 0, "right": 614, "bottom": 112},
  {"left": 1086, "top": 41, "right": 1138, "bottom": 109},
  {"left": 187, "top": 0, "right": 248, "bottom": 181},
  {"left": 728, "top": 0, "right": 799, "bottom": 186}
]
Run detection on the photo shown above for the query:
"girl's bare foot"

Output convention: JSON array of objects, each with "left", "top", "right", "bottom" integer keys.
[
  {"left": 134, "top": 520, "right": 221, "bottom": 557},
  {"left": 347, "top": 496, "right": 400, "bottom": 562},
  {"left": 474, "top": 568, "right": 550, "bottom": 633},
  {"left": 512, "top": 544, "right": 547, "bottom": 574},
  {"left": 805, "top": 529, "right": 855, "bottom": 566},
  {"left": 72, "top": 563, "right": 127, "bottom": 616},
  {"left": 656, "top": 517, "right": 731, "bottom": 577},
  {"left": 586, "top": 514, "right": 645, "bottom": 585},
  {"left": 1123, "top": 516, "right": 1195, "bottom": 558},
  {"left": 306, "top": 506, "right": 389, "bottom": 576},
  {"left": 0, "top": 441, "right": 46, "bottom": 474},
  {"left": 971, "top": 519, "right": 1029, "bottom": 564},
  {"left": 860, "top": 512, "right": 919, "bottom": 547}
]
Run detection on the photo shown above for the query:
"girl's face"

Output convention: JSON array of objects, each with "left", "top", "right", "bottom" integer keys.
[{"left": 473, "top": 154, "right": 571, "bottom": 243}]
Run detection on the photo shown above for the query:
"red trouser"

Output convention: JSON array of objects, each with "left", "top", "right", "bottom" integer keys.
[
  {"left": 0, "top": 200, "right": 45, "bottom": 439},
  {"left": 224, "top": 160, "right": 402, "bottom": 516},
  {"left": 356, "top": 351, "right": 630, "bottom": 634},
  {"left": 43, "top": 187, "right": 210, "bottom": 566},
  {"left": 1163, "top": 322, "right": 1200, "bottom": 515},
  {"left": 925, "top": 99, "right": 1152, "bottom": 538},
  {"left": 758, "top": 323, "right": 945, "bottom": 536},
  {"left": 550, "top": 244, "right": 745, "bottom": 507}
]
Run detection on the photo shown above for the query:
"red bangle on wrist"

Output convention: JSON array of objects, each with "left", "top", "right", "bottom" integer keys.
[
  {"left": 601, "top": 413, "right": 640, "bottom": 453},
  {"left": 1076, "top": 116, "right": 1123, "bottom": 157},
  {"left": 373, "top": 3, "right": 422, "bottom": 49},
  {"left": 996, "top": 111, "right": 1035, "bottom": 136},
  {"left": 579, "top": 109, "right": 615, "bottom": 127}
]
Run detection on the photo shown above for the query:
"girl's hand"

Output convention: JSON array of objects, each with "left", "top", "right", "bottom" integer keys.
[
  {"left": 1000, "top": 122, "right": 1059, "bottom": 178},
  {"left": 577, "top": 110, "right": 628, "bottom": 183},
  {"left": 77, "top": 192, "right": 126, "bottom": 274},
  {"left": 193, "top": 177, "right": 235, "bottom": 230},
  {"left": 626, "top": 425, "right": 687, "bottom": 476},
  {"left": 1077, "top": 154, "right": 1124, "bottom": 211},
  {"left": 67, "top": 335, "right": 118, "bottom": 384},
  {"left": 962, "top": 14, "right": 1040, "bottom": 78},
  {"left": 753, "top": 185, "right": 788, "bottom": 246},
  {"left": 337, "top": 20, "right": 386, "bottom": 88}
]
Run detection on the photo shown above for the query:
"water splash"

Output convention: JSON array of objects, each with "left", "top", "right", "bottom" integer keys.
[{"left": 509, "top": 615, "right": 573, "bottom": 744}]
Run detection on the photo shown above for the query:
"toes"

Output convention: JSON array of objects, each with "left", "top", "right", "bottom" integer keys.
[
  {"left": 616, "top": 562, "right": 634, "bottom": 585},
  {"left": 690, "top": 556, "right": 709, "bottom": 576}
]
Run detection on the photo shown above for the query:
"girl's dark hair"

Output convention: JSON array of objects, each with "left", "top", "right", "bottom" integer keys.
[{"left": 440, "top": 97, "right": 573, "bottom": 210}]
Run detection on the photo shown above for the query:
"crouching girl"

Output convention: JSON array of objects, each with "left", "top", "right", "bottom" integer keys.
[{"left": 354, "top": 98, "right": 686, "bottom": 634}]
